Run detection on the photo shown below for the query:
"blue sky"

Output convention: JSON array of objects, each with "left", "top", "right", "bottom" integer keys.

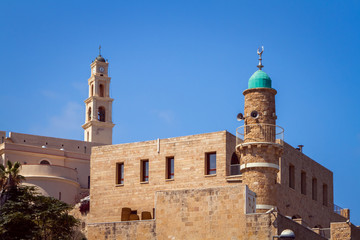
[{"left": 1, "top": 0, "right": 359, "bottom": 225}]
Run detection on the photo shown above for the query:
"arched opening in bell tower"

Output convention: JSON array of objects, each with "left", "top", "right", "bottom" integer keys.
[
  {"left": 88, "top": 107, "right": 92, "bottom": 121},
  {"left": 91, "top": 85, "right": 94, "bottom": 97},
  {"left": 99, "top": 84, "right": 104, "bottom": 97},
  {"left": 98, "top": 106, "right": 106, "bottom": 122}
]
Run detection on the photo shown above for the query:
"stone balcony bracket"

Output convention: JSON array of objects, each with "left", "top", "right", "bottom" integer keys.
[{"left": 236, "top": 142, "right": 283, "bottom": 156}]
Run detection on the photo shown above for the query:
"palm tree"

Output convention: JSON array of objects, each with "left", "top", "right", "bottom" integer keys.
[{"left": 0, "top": 160, "right": 25, "bottom": 206}]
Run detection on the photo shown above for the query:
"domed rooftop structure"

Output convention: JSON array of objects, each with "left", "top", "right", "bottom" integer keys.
[
  {"left": 248, "top": 70, "right": 272, "bottom": 89},
  {"left": 96, "top": 55, "right": 106, "bottom": 62},
  {"left": 247, "top": 46, "right": 272, "bottom": 89}
]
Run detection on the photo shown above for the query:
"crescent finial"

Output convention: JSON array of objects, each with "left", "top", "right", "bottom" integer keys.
[{"left": 257, "top": 46, "right": 264, "bottom": 70}]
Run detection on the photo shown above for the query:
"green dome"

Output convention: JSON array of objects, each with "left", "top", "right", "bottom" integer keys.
[{"left": 248, "top": 70, "right": 272, "bottom": 89}]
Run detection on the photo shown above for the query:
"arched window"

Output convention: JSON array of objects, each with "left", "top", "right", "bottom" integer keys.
[
  {"left": 88, "top": 107, "right": 92, "bottom": 121},
  {"left": 40, "top": 160, "right": 50, "bottom": 165},
  {"left": 99, "top": 84, "right": 104, "bottom": 97},
  {"left": 230, "top": 152, "right": 240, "bottom": 175},
  {"left": 91, "top": 85, "right": 94, "bottom": 97},
  {"left": 98, "top": 106, "right": 105, "bottom": 122}
]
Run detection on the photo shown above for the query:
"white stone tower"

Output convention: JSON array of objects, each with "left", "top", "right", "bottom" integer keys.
[{"left": 82, "top": 48, "right": 114, "bottom": 144}]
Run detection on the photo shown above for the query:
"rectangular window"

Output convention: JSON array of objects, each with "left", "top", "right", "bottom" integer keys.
[
  {"left": 88, "top": 176, "right": 90, "bottom": 188},
  {"left": 312, "top": 178, "right": 317, "bottom": 200},
  {"left": 116, "top": 163, "right": 124, "bottom": 184},
  {"left": 166, "top": 157, "right": 174, "bottom": 179},
  {"left": 205, "top": 152, "right": 216, "bottom": 175},
  {"left": 323, "top": 184, "right": 328, "bottom": 206},
  {"left": 301, "top": 171, "right": 306, "bottom": 195},
  {"left": 289, "top": 165, "right": 295, "bottom": 189},
  {"left": 141, "top": 160, "right": 149, "bottom": 182}
]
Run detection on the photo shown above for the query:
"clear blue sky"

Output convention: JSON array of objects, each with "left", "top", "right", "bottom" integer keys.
[{"left": 1, "top": 0, "right": 359, "bottom": 225}]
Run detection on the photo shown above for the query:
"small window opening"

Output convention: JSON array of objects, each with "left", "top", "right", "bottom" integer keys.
[
  {"left": 312, "top": 178, "right": 317, "bottom": 200},
  {"left": 301, "top": 171, "right": 306, "bottom": 195},
  {"left": 98, "top": 106, "right": 105, "bottom": 122},
  {"left": 141, "top": 160, "right": 149, "bottom": 182},
  {"left": 91, "top": 85, "right": 94, "bottom": 97},
  {"left": 88, "top": 176, "right": 90, "bottom": 189},
  {"left": 84, "top": 146, "right": 87, "bottom": 153},
  {"left": 116, "top": 163, "right": 124, "bottom": 184},
  {"left": 323, "top": 184, "right": 328, "bottom": 206},
  {"left": 40, "top": 160, "right": 50, "bottom": 165},
  {"left": 289, "top": 165, "right": 295, "bottom": 189},
  {"left": 230, "top": 152, "right": 240, "bottom": 175},
  {"left": 23, "top": 139, "right": 26, "bottom": 143},
  {"left": 166, "top": 157, "right": 174, "bottom": 179},
  {"left": 205, "top": 152, "right": 216, "bottom": 175}
]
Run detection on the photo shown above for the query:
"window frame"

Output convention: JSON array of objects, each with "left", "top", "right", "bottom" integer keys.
[
  {"left": 116, "top": 162, "right": 124, "bottom": 185},
  {"left": 140, "top": 159, "right": 149, "bottom": 182},
  {"left": 312, "top": 178, "right": 318, "bottom": 201},
  {"left": 166, "top": 156, "right": 174, "bottom": 180},
  {"left": 301, "top": 171, "right": 306, "bottom": 195},
  {"left": 205, "top": 152, "right": 217, "bottom": 175},
  {"left": 289, "top": 165, "right": 295, "bottom": 189}
]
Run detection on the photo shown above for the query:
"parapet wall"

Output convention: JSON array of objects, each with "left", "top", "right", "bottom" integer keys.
[
  {"left": 87, "top": 220, "right": 156, "bottom": 240},
  {"left": 8, "top": 131, "right": 103, "bottom": 154}
]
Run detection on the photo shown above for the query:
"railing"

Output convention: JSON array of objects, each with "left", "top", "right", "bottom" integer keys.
[
  {"left": 230, "top": 164, "right": 241, "bottom": 176},
  {"left": 236, "top": 124, "right": 284, "bottom": 147},
  {"left": 334, "top": 204, "right": 344, "bottom": 215}
]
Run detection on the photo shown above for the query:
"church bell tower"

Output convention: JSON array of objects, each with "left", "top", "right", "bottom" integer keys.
[
  {"left": 236, "top": 47, "right": 284, "bottom": 212},
  {"left": 82, "top": 47, "right": 114, "bottom": 144}
]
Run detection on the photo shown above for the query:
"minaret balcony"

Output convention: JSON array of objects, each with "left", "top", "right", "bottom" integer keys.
[{"left": 236, "top": 124, "right": 284, "bottom": 151}]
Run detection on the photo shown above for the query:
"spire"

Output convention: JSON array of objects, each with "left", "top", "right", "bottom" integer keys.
[
  {"left": 95, "top": 45, "right": 106, "bottom": 62},
  {"left": 257, "top": 46, "right": 264, "bottom": 70}
]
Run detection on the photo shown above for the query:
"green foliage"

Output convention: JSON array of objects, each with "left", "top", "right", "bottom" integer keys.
[
  {"left": 0, "top": 160, "right": 25, "bottom": 190},
  {"left": 0, "top": 186, "right": 79, "bottom": 240}
]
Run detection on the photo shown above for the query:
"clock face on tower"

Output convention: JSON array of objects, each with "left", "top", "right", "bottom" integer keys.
[{"left": 99, "top": 67, "right": 105, "bottom": 73}]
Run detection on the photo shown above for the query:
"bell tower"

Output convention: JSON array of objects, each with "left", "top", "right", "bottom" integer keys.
[
  {"left": 236, "top": 47, "right": 284, "bottom": 212},
  {"left": 82, "top": 47, "right": 115, "bottom": 144}
]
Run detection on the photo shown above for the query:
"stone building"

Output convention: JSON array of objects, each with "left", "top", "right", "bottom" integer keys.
[
  {"left": 86, "top": 50, "right": 360, "bottom": 239},
  {"left": 0, "top": 52, "right": 114, "bottom": 204}
]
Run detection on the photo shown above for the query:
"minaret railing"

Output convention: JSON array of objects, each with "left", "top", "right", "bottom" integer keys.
[{"left": 236, "top": 124, "right": 284, "bottom": 147}]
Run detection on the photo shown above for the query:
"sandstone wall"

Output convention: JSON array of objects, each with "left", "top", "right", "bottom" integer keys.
[
  {"left": 89, "top": 131, "right": 238, "bottom": 223},
  {"left": 330, "top": 222, "right": 360, "bottom": 240},
  {"left": 278, "top": 142, "right": 346, "bottom": 227},
  {"left": 155, "top": 185, "right": 247, "bottom": 240},
  {"left": 87, "top": 220, "right": 156, "bottom": 240}
]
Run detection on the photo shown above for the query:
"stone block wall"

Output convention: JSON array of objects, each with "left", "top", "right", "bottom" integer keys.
[
  {"left": 87, "top": 220, "right": 156, "bottom": 240},
  {"left": 277, "top": 142, "right": 346, "bottom": 227},
  {"left": 89, "top": 131, "right": 238, "bottom": 223},
  {"left": 330, "top": 222, "right": 360, "bottom": 240},
  {"left": 155, "top": 185, "right": 247, "bottom": 240}
]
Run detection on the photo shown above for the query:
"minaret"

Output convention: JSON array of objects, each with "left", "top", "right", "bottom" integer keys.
[
  {"left": 236, "top": 47, "right": 284, "bottom": 212},
  {"left": 82, "top": 46, "right": 115, "bottom": 144}
]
